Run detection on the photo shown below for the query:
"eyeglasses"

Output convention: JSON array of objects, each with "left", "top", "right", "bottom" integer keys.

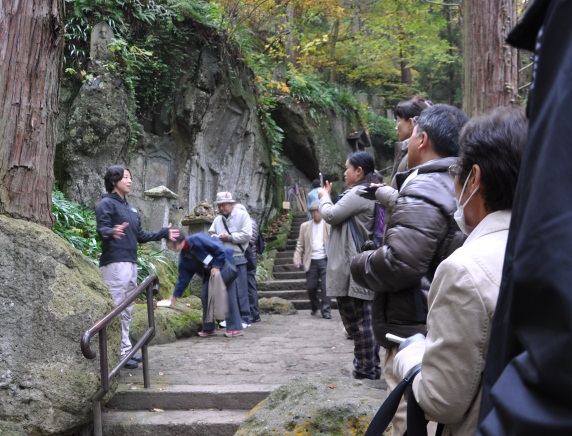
[
  {"left": 448, "top": 164, "right": 463, "bottom": 177},
  {"left": 412, "top": 116, "right": 420, "bottom": 126}
]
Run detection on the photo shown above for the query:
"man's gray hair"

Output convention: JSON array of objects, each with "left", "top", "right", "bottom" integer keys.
[{"left": 415, "top": 104, "right": 468, "bottom": 158}]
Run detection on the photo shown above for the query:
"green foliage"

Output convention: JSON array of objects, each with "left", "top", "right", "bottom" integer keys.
[
  {"left": 364, "top": 111, "right": 397, "bottom": 148},
  {"left": 52, "top": 189, "right": 174, "bottom": 284},
  {"left": 52, "top": 190, "right": 101, "bottom": 263}
]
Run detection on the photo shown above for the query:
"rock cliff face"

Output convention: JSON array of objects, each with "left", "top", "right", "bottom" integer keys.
[
  {"left": 56, "top": 29, "right": 357, "bottom": 229},
  {"left": 0, "top": 215, "right": 120, "bottom": 435}
]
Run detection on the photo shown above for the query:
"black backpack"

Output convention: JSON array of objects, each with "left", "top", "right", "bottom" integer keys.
[{"left": 256, "top": 231, "right": 266, "bottom": 254}]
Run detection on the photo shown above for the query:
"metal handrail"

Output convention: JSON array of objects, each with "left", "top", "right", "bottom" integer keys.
[{"left": 81, "top": 274, "right": 159, "bottom": 436}]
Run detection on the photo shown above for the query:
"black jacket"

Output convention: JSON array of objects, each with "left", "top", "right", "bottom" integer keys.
[
  {"left": 95, "top": 193, "right": 169, "bottom": 267},
  {"left": 478, "top": 1, "right": 572, "bottom": 434}
]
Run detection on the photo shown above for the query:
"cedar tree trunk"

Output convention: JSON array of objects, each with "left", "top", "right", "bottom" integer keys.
[
  {"left": 0, "top": 0, "right": 64, "bottom": 228},
  {"left": 462, "top": 0, "right": 518, "bottom": 117}
]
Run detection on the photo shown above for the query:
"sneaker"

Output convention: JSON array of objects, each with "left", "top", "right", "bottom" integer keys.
[
  {"left": 310, "top": 310, "right": 318, "bottom": 316},
  {"left": 219, "top": 320, "right": 227, "bottom": 328},
  {"left": 224, "top": 330, "right": 244, "bottom": 338},
  {"left": 252, "top": 317, "right": 262, "bottom": 323},
  {"left": 242, "top": 322, "right": 252, "bottom": 328},
  {"left": 123, "top": 359, "right": 139, "bottom": 369},
  {"left": 131, "top": 355, "right": 142, "bottom": 363},
  {"left": 198, "top": 329, "right": 217, "bottom": 337},
  {"left": 322, "top": 313, "right": 332, "bottom": 319}
]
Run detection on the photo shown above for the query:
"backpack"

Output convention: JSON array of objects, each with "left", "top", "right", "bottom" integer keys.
[
  {"left": 256, "top": 231, "right": 266, "bottom": 254},
  {"left": 350, "top": 203, "right": 386, "bottom": 252},
  {"left": 371, "top": 203, "right": 386, "bottom": 248}
]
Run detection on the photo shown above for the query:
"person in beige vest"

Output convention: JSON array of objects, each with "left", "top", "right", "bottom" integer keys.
[{"left": 293, "top": 201, "right": 332, "bottom": 318}]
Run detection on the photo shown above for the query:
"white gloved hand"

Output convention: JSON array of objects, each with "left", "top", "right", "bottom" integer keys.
[
  {"left": 393, "top": 337, "right": 426, "bottom": 381},
  {"left": 375, "top": 185, "right": 399, "bottom": 210}
]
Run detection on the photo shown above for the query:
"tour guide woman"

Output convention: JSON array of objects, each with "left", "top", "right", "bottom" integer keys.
[{"left": 318, "top": 151, "right": 382, "bottom": 380}]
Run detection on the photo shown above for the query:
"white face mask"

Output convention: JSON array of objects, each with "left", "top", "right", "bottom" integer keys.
[{"left": 453, "top": 168, "right": 480, "bottom": 235}]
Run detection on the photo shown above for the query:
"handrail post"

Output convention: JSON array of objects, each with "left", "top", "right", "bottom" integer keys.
[
  {"left": 80, "top": 274, "right": 159, "bottom": 434},
  {"left": 93, "top": 400, "right": 102, "bottom": 436}
]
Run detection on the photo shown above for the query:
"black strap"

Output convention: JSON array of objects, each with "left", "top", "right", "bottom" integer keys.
[
  {"left": 222, "top": 217, "right": 246, "bottom": 253},
  {"left": 365, "top": 364, "right": 421, "bottom": 436},
  {"left": 406, "top": 388, "right": 428, "bottom": 436}
]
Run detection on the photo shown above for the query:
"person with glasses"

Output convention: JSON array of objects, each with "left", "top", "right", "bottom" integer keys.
[
  {"left": 392, "top": 107, "right": 527, "bottom": 435},
  {"left": 351, "top": 104, "right": 467, "bottom": 436}
]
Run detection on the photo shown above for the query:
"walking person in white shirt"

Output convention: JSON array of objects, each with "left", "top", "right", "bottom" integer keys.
[{"left": 293, "top": 201, "right": 332, "bottom": 319}]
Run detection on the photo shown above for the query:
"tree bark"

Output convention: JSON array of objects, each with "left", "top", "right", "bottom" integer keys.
[
  {"left": 462, "top": 0, "right": 518, "bottom": 117},
  {"left": 0, "top": 0, "right": 64, "bottom": 228}
]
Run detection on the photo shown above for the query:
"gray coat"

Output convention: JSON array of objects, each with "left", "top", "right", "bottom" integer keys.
[{"left": 319, "top": 186, "right": 376, "bottom": 300}]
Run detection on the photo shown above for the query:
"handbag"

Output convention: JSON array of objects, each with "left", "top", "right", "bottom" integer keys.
[
  {"left": 222, "top": 217, "right": 256, "bottom": 271},
  {"left": 220, "top": 259, "right": 238, "bottom": 286}
]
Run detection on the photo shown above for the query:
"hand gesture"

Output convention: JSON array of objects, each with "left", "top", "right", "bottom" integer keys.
[
  {"left": 167, "top": 223, "right": 180, "bottom": 241},
  {"left": 113, "top": 222, "right": 129, "bottom": 239}
]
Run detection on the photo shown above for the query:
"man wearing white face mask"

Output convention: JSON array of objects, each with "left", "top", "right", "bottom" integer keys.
[
  {"left": 351, "top": 104, "right": 468, "bottom": 435},
  {"left": 392, "top": 107, "right": 527, "bottom": 435}
]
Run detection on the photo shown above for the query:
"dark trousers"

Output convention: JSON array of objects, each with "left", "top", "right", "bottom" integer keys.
[
  {"left": 234, "top": 256, "right": 251, "bottom": 324},
  {"left": 246, "top": 248, "right": 260, "bottom": 321},
  {"left": 336, "top": 295, "right": 381, "bottom": 380},
  {"left": 306, "top": 258, "right": 331, "bottom": 315}
]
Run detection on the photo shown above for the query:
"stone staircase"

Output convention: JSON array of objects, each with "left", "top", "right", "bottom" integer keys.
[
  {"left": 258, "top": 212, "right": 336, "bottom": 310},
  {"left": 99, "top": 212, "right": 337, "bottom": 435},
  {"left": 102, "top": 384, "right": 275, "bottom": 435}
]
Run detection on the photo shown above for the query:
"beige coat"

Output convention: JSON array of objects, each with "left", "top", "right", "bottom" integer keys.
[
  {"left": 293, "top": 219, "right": 331, "bottom": 271},
  {"left": 412, "top": 210, "right": 511, "bottom": 435}
]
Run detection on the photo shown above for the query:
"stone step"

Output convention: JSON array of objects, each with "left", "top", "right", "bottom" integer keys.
[
  {"left": 272, "top": 263, "right": 299, "bottom": 272},
  {"left": 274, "top": 257, "right": 296, "bottom": 266},
  {"left": 258, "top": 279, "right": 306, "bottom": 291},
  {"left": 102, "top": 409, "right": 247, "bottom": 436},
  {"left": 272, "top": 271, "right": 305, "bottom": 280},
  {"left": 102, "top": 384, "right": 278, "bottom": 436},
  {"left": 258, "top": 289, "right": 309, "bottom": 300},
  {"left": 275, "top": 251, "right": 295, "bottom": 259},
  {"left": 106, "top": 384, "right": 274, "bottom": 411}
]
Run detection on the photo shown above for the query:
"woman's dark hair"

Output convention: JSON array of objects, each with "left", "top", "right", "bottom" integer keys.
[
  {"left": 104, "top": 165, "right": 131, "bottom": 193},
  {"left": 347, "top": 151, "right": 380, "bottom": 187},
  {"left": 395, "top": 95, "right": 433, "bottom": 120},
  {"left": 457, "top": 106, "right": 528, "bottom": 212}
]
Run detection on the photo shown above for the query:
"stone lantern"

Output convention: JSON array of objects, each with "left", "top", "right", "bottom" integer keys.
[{"left": 144, "top": 185, "right": 179, "bottom": 250}]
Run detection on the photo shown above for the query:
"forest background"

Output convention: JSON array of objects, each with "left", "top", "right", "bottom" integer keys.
[{"left": 2, "top": 0, "right": 531, "bottom": 277}]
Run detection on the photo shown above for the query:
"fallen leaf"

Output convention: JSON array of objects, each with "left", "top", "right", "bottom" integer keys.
[
  {"left": 326, "top": 384, "right": 336, "bottom": 389},
  {"left": 159, "top": 372, "right": 164, "bottom": 376},
  {"left": 150, "top": 408, "right": 164, "bottom": 412}
]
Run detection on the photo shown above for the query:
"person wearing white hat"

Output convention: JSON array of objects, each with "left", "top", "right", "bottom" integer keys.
[{"left": 209, "top": 192, "right": 252, "bottom": 337}]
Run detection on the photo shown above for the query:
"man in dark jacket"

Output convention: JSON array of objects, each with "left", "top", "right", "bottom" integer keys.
[
  {"left": 478, "top": 1, "right": 572, "bottom": 434},
  {"left": 167, "top": 231, "right": 240, "bottom": 338},
  {"left": 351, "top": 104, "right": 467, "bottom": 435},
  {"left": 96, "top": 165, "right": 179, "bottom": 369}
]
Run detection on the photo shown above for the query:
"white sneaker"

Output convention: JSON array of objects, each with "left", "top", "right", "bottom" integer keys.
[
  {"left": 242, "top": 322, "right": 251, "bottom": 328},
  {"left": 219, "top": 320, "right": 226, "bottom": 328}
]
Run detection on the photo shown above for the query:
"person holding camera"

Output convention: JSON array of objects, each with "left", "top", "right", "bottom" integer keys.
[{"left": 318, "top": 151, "right": 383, "bottom": 380}]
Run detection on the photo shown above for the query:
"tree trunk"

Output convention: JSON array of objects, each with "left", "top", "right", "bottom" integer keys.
[
  {"left": 0, "top": 0, "right": 64, "bottom": 228},
  {"left": 462, "top": 0, "right": 518, "bottom": 117},
  {"left": 329, "top": 18, "right": 340, "bottom": 83}
]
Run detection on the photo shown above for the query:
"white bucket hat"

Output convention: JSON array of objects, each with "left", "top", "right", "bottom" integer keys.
[{"left": 215, "top": 191, "right": 236, "bottom": 205}]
